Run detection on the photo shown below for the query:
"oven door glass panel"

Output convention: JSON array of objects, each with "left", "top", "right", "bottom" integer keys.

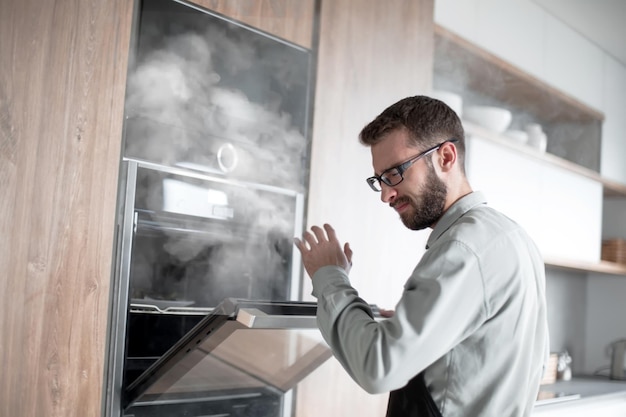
[
  {"left": 123, "top": 300, "right": 331, "bottom": 410},
  {"left": 128, "top": 162, "right": 304, "bottom": 308},
  {"left": 124, "top": 0, "right": 312, "bottom": 189}
]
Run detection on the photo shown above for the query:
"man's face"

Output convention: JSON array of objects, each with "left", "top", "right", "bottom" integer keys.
[{"left": 370, "top": 129, "right": 448, "bottom": 230}]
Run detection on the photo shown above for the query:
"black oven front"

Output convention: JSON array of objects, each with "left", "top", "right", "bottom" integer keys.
[
  {"left": 103, "top": 0, "right": 317, "bottom": 415},
  {"left": 106, "top": 160, "right": 310, "bottom": 417}
]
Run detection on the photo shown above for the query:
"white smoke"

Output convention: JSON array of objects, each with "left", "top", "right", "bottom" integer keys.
[
  {"left": 125, "top": 16, "right": 309, "bottom": 305},
  {"left": 124, "top": 25, "right": 308, "bottom": 189}
]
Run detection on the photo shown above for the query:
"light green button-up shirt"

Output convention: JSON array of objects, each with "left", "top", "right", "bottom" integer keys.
[{"left": 312, "top": 191, "right": 549, "bottom": 417}]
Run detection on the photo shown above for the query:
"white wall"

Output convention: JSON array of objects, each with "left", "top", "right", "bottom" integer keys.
[
  {"left": 603, "top": 198, "right": 626, "bottom": 240},
  {"left": 602, "top": 55, "right": 626, "bottom": 184},
  {"left": 544, "top": 269, "right": 587, "bottom": 373},
  {"left": 584, "top": 274, "right": 626, "bottom": 375},
  {"left": 583, "top": 197, "right": 626, "bottom": 375}
]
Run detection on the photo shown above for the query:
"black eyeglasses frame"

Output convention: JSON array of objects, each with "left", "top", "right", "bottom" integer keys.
[{"left": 366, "top": 138, "right": 459, "bottom": 192}]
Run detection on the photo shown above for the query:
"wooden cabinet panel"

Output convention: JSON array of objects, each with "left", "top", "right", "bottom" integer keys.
[
  {"left": 0, "top": 0, "right": 133, "bottom": 416},
  {"left": 297, "top": 0, "right": 434, "bottom": 416},
  {"left": 192, "top": 0, "right": 316, "bottom": 48}
]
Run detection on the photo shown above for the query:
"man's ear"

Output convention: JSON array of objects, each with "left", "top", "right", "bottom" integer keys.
[{"left": 438, "top": 141, "right": 457, "bottom": 173}]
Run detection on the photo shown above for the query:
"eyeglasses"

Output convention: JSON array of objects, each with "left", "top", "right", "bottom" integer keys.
[{"left": 366, "top": 139, "right": 459, "bottom": 192}]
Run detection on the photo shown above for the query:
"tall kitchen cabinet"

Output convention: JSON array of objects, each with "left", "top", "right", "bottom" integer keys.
[
  {"left": 0, "top": 1, "right": 133, "bottom": 416},
  {"left": 105, "top": 2, "right": 321, "bottom": 416},
  {"left": 297, "top": 1, "right": 436, "bottom": 417},
  {"left": 1, "top": 1, "right": 306, "bottom": 417}
]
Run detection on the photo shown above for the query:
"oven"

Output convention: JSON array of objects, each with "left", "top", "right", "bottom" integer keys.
[
  {"left": 104, "top": 160, "right": 327, "bottom": 417},
  {"left": 122, "top": 299, "right": 331, "bottom": 417},
  {"left": 102, "top": 0, "right": 321, "bottom": 416}
]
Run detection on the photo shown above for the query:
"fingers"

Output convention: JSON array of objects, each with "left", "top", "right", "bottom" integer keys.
[
  {"left": 302, "top": 229, "right": 319, "bottom": 249},
  {"left": 293, "top": 224, "right": 353, "bottom": 275},
  {"left": 311, "top": 225, "right": 328, "bottom": 243},
  {"left": 293, "top": 228, "right": 325, "bottom": 253},
  {"left": 293, "top": 237, "right": 306, "bottom": 252},
  {"left": 298, "top": 224, "right": 334, "bottom": 247},
  {"left": 344, "top": 242, "right": 353, "bottom": 265},
  {"left": 323, "top": 224, "right": 337, "bottom": 241},
  {"left": 295, "top": 223, "right": 344, "bottom": 251}
]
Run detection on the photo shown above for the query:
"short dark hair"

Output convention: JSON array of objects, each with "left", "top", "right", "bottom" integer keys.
[{"left": 359, "top": 95, "right": 466, "bottom": 170}]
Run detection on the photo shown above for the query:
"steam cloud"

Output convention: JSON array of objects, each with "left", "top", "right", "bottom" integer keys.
[
  {"left": 126, "top": 15, "right": 309, "bottom": 305},
  {"left": 125, "top": 24, "right": 308, "bottom": 188}
]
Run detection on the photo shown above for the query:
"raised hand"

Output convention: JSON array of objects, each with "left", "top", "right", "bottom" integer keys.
[{"left": 294, "top": 223, "right": 353, "bottom": 278}]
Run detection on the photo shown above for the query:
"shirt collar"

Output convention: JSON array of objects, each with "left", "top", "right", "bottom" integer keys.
[{"left": 426, "top": 191, "right": 487, "bottom": 249}]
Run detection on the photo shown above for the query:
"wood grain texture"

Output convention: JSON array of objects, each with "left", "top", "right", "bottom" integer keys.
[
  {"left": 297, "top": 0, "right": 434, "bottom": 416},
  {"left": 0, "top": 0, "right": 132, "bottom": 416},
  {"left": 193, "top": 0, "right": 316, "bottom": 48}
]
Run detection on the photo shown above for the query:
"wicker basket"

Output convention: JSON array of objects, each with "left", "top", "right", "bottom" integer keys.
[{"left": 602, "top": 239, "right": 626, "bottom": 265}]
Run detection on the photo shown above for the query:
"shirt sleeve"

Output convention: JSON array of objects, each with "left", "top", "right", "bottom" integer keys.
[{"left": 311, "top": 239, "right": 487, "bottom": 394}]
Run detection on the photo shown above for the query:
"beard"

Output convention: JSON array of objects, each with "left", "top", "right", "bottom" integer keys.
[{"left": 396, "top": 165, "right": 447, "bottom": 230}]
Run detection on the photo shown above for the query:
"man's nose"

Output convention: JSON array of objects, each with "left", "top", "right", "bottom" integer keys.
[{"left": 380, "top": 183, "right": 397, "bottom": 203}]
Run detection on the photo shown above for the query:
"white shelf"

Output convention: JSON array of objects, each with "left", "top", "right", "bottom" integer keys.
[
  {"left": 464, "top": 122, "right": 626, "bottom": 198},
  {"left": 544, "top": 258, "right": 626, "bottom": 277}
]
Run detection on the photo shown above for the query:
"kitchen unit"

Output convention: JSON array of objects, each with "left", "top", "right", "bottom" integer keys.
[
  {"left": 7, "top": 0, "right": 626, "bottom": 415},
  {"left": 433, "top": 24, "right": 626, "bottom": 275},
  {"left": 102, "top": 0, "right": 327, "bottom": 416},
  {"left": 431, "top": 18, "right": 626, "bottom": 413}
]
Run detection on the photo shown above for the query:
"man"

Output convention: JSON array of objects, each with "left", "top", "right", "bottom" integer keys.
[{"left": 294, "top": 96, "right": 549, "bottom": 416}]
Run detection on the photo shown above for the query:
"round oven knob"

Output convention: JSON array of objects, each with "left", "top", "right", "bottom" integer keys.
[{"left": 216, "top": 143, "right": 238, "bottom": 173}]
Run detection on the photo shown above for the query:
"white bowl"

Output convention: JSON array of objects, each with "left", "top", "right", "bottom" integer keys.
[
  {"left": 464, "top": 106, "right": 512, "bottom": 133},
  {"left": 431, "top": 90, "right": 463, "bottom": 118}
]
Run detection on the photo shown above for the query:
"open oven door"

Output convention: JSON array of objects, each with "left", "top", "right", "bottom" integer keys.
[{"left": 122, "top": 298, "right": 332, "bottom": 413}]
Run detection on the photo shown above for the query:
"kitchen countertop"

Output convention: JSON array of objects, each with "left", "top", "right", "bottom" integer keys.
[{"left": 534, "top": 376, "right": 626, "bottom": 415}]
